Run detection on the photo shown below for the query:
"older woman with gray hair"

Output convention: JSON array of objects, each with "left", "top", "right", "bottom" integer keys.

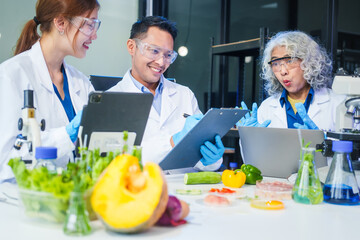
[{"left": 238, "top": 30, "right": 345, "bottom": 130}]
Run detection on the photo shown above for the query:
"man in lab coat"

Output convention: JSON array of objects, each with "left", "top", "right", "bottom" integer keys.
[{"left": 109, "top": 16, "right": 224, "bottom": 171}]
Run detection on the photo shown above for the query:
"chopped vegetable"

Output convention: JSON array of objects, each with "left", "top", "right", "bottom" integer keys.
[
  {"left": 221, "top": 169, "right": 246, "bottom": 188},
  {"left": 176, "top": 189, "right": 202, "bottom": 195},
  {"left": 208, "top": 188, "right": 236, "bottom": 194},
  {"left": 209, "top": 188, "right": 219, "bottom": 193},
  {"left": 184, "top": 172, "right": 221, "bottom": 185},
  {"left": 237, "top": 164, "right": 263, "bottom": 185},
  {"left": 237, "top": 195, "right": 259, "bottom": 201}
]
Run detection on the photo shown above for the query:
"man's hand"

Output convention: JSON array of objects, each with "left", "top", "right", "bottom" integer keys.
[
  {"left": 200, "top": 135, "right": 225, "bottom": 166},
  {"left": 172, "top": 114, "right": 203, "bottom": 146}
]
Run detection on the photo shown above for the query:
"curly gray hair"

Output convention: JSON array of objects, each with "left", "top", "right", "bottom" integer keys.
[{"left": 261, "top": 31, "right": 333, "bottom": 96}]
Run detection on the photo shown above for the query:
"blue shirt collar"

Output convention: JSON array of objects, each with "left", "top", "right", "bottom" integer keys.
[
  {"left": 279, "top": 87, "right": 314, "bottom": 110},
  {"left": 279, "top": 89, "right": 288, "bottom": 108},
  {"left": 279, "top": 87, "right": 314, "bottom": 128},
  {"left": 129, "top": 71, "right": 164, "bottom": 115},
  {"left": 129, "top": 71, "right": 164, "bottom": 94}
]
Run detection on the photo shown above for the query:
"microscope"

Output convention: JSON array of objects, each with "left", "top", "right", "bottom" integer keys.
[
  {"left": 14, "top": 90, "right": 45, "bottom": 168},
  {"left": 321, "top": 70, "right": 360, "bottom": 169},
  {"left": 332, "top": 68, "right": 360, "bottom": 131}
]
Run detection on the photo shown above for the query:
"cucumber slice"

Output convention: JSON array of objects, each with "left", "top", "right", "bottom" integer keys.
[{"left": 176, "top": 189, "right": 202, "bottom": 195}]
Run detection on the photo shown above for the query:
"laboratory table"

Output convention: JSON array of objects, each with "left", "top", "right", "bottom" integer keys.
[{"left": 0, "top": 174, "right": 359, "bottom": 240}]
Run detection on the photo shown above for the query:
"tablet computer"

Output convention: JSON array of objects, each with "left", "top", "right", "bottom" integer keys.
[
  {"left": 89, "top": 75, "right": 123, "bottom": 91},
  {"left": 159, "top": 108, "right": 248, "bottom": 170},
  {"left": 77, "top": 92, "right": 153, "bottom": 154},
  {"left": 238, "top": 127, "right": 327, "bottom": 178}
]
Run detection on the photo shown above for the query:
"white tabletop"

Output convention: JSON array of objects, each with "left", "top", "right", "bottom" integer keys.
[{"left": 0, "top": 174, "right": 359, "bottom": 240}]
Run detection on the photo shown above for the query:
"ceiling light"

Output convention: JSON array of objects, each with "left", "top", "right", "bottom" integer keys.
[{"left": 178, "top": 46, "right": 188, "bottom": 57}]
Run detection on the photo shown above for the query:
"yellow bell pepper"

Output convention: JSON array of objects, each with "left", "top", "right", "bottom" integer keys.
[{"left": 221, "top": 169, "right": 246, "bottom": 188}]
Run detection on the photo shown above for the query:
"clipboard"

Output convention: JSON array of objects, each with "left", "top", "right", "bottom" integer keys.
[
  {"left": 76, "top": 92, "right": 153, "bottom": 154},
  {"left": 159, "top": 108, "right": 248, "bottom": 170}
]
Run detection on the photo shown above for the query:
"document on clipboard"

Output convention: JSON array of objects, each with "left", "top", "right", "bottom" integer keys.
[{"left": 159, "top": 108, "right": 248, "bottom": 170}]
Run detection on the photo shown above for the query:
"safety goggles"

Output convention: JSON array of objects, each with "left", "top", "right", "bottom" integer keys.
[
  {"left": 70, "top": 16, "right": 101, "bottom": 36},
  {"left": 268, "top": 56, "right": 301, "bottom": 72},
  {"left": 134, "top": 38, "right": 178, "bottom": 64}
]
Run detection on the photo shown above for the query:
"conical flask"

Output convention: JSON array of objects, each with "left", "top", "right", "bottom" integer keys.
[
  {"left": 323, "top": 140, "right": 360, "bottom": 205},
  {"left": 63, "top": 191, "right": 92, "bottom": 235},
  {"left": 292, "top": 147, "right": 323, "bottom": 204}
]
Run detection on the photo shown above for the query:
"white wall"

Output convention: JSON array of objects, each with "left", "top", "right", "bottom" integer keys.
[{"left": 0, "top": 0, "right": 138, "bottom": 77}]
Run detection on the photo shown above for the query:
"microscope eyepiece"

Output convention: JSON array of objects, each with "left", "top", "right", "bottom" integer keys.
[{"left": 23, "top": 90, "right": 34, "bottom": 108}]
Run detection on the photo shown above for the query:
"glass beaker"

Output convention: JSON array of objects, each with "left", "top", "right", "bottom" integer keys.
[
  {"left": 323, "top": 140, "right": 360, "bottom": 205},
  {"left": 292, "top": 147, "right": 323, "bottom": 204},
  {"left": 63, "top": 191, "right": 92, "bottom": 236}
]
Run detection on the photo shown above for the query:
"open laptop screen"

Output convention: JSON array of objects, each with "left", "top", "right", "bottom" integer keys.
[{"left": 238, "top": 127, "right": 327, "bottom": 178}]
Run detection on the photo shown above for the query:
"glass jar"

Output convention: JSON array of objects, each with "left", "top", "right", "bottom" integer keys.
[
  {"left": 323, "top": 140, "right": 360, "bottom": 205},
  {"left": 292, "top": 147, "right": 323, "bottom": 204},
  {"left": 33, "top": 146, "right": 57, "bottom": 172}
]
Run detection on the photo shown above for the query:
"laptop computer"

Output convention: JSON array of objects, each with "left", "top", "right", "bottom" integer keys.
[{"left": 238, "top": 126, "right": 327, "bottom": 178}]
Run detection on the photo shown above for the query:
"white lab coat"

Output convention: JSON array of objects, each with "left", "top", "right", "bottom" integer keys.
[
  {"left": 0, "top": 41, "right": 94, "bottom": 182},
  {"left": 257, "top": 88, "right": 346, "bottom": 130},
  {"left": 108, "top": 70, "right": 222, "bottom": 171}
]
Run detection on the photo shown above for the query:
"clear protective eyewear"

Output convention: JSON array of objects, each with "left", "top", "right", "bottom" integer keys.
[
  {"left": 134, "top": 38, "right": 178, "bottom": 64},
  {"left": 70, "top": 16, "right": 101, "bottom": 36},
  {"left": 268, "top": 56, "right": 301, "bottom": 72}
]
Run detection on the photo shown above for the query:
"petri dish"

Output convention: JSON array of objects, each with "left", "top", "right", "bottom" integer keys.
[
  {"left": 255, "top": 181, "right": 293, "bottom": 200},
  {"left": 250, "top": 199, "right": 285, "bottom": 210}
]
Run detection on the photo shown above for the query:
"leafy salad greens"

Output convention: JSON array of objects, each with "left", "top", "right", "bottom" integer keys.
[
  {"left": 8, "top": 148, "right": 119, "bottom": 198},
  {"left": 8, "top": 131, "right": 143, "bottom": 222},
  {"left": 8, "top": 149, "right": 120, "bottom": 222}
]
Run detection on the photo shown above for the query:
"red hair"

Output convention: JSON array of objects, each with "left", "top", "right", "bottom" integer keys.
[{"left": 14, "top": 0, "right": 100, "bottom": 55}]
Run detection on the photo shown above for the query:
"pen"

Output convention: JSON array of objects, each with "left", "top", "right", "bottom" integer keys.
[{"left": 183, "top": 113, "right": 190, "bottom": 118}]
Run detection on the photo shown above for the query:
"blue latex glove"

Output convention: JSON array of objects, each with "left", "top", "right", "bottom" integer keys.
[
  {"left": 172, "top": 113, "right": 203, "bottom": 145},
  {"left": 200, "top": 135, "right": 225, "bottom": 166},
  {"left": 66, "top": 110, "right": 83, "bottom": 142},
  {"left": 236, "top": 101, "right": 271, "bottom": 128},
  {"left": 293, "top": 103, "right": 319, "bottom": 130}
]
